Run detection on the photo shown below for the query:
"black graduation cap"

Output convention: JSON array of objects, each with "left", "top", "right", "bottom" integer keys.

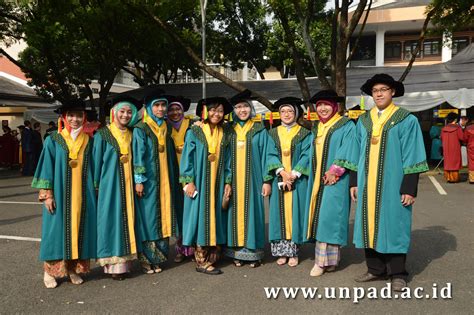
[
  {"left": 196, "top": 97, "right": 233, "bottom": 117},
  {"left": 111, "top": 95, "right": 143, "bottom": 111},
  {"left": 54, "top": 99, "right": 87, "bottom": 114},
  {"left": 309, "top": 90, "right": 345, "bottom": 103},
  {"left": 229, "top": 89, "right": 258, "bottom": 106},
  {"left": 169, "top": 96, "right": 191, "bottom": 112}
]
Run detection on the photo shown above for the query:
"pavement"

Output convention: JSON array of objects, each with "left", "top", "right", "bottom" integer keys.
[{"left": 0, "top": 169, "right": 473, "bottom": 314}]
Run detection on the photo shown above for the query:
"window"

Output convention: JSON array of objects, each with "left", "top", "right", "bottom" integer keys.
[
  {"left": 453, "top": 37, "right": 469, "bottom": 55},
  {"left": 423, "top": 39, "right": 442, "bottom": 56},
  {"left": 385, "top": 41, "right": 401, "bottom": 59},
  {"left": 404, "top": 41, "right": 420, "bottom": 60}
]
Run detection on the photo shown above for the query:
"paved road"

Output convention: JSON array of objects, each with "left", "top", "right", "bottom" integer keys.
[{"left": 0, "top": 169, "right": 472, "bottom": 314}]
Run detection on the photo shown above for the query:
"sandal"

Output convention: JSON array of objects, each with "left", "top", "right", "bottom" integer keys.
[
  {"left": 141, "top": 263, "right": 155, "bottom": 274},
  {"left": 153, "top": 266, "right": 162, "bottom": 273},
  {"left": 249, "top": 261, "right": 261, "bottom": 268},
  {"left": 233, "top": 259, "right": 243, "bottom": 267},
  {"left": 276, "top": 257, "right": 288, "bottom": 265},
  {"left": 43, "top": 272, "right": 58, "bottom": 289},
  {"left": 288, "top": 257, "right": 299, "bottom": 267},
  {"left": 69, "top": 272, "right": 84, "bottom": 285},
  {"left": 174, "top": 253, "right": 184, "bottom": 263},
  {"left": 196, "top": 265, "right": 223, "bottom": 275}
]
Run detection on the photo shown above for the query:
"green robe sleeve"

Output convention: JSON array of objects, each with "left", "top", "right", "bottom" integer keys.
[
  {"left": 293, "top": 131, "right": 313, "bottom": 177},
  {"left": 400, "top": 115, "right": 429, "bottom": 174},
  {"left": 179, "top": 130, "right": 196, "bottom": 184},
  {"left": 333, "top": 121, "right": 358, "bottom": 171},
  {"left": 224, "top": 142, "right": 232, "bottom": 184},
  {"left": 132, "top": 127, "right": 148, "bottom": 179},
  {"left": 92, "top": 131, "right": 105, "bottom": 189},
  {"left": 31, "top": 136, "right": 55, "bottom": 189},
  {"left": 346, "top": 119, "right": 363, "bottom": 172},
  {"left": 261, "top": 129, "right": 283, "bottom": 181}
]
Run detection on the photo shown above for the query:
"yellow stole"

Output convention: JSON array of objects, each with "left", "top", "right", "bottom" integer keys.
[
  {"left": 60, "top": 128, "right": 89, "bottom": 259},
  {"left": 277, "top": 124, "right": 301, "bottom": 239},
  {"left": 144, "top": 115, "right": 173, "bottom": 239},
  {"left": 234, "top": 120, "right": 254, "bottom": 246},
  {"left": 366, "top": 103, "right": 398, "bottom": 248},
  {"left": 171, "top": 118, "right": 190, "bottom": 165},
  {"left": 307, "top": 114, "right": 342, "bottom": 238},
  {"left": 108, "top": 123, "right": 137, "bottom": 254},
  {"left": 202, "top": 123, "right": 223, "bottom": 246}
]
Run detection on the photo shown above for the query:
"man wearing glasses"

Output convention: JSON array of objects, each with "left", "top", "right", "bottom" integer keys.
[{"left": 347, "top": 74, "right": 429, "bottom": 291}]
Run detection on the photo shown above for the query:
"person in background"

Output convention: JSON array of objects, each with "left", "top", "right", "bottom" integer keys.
[
  {"left": 32, "top": 122, "right": 43, "bottom": 168},
  {"left": 21, "top": 121, "right": 35, "bottom": 176},
  {"left": 429, "top": 118, "right": 444, "bottom": 163},
  {"left": 463, "top": 116, "right": 474, "bottom": 184},
  {"left": 441, "top": 113, "right": 465, "bottom": 183},
  {"left": 44, "top": 121, "right": 56, "bottom": 139}
]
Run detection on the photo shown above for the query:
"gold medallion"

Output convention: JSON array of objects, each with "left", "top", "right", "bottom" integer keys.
[
  {"left": 283, "top": 149, "right": 291, "bottom": 157},
  {"left": 237, "top": 141, "right": 245, "bottom": 149},
  {"left": 158, "top": 144, "right": 165, "bottom": 153},
  {"left": 120, "top": 154, "right": 129, "bottom": 163},
  {"left": 69, "top": 159, "right": 78, "bottom": 168},
  {"left": 371, "top": 137, "right": 379, "bottom": 145},
  {"left": 208, "top": 153, "right": 217, "bottom": 162},
  {"left": 316, "top": 138, "right": 323, "bottom": 145},
  {"left": 176, "top": 146, "right": 183, "bottom": 154}
]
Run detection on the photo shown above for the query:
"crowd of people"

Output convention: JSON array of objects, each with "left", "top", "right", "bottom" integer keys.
[{"left": 32, "top": 73, "right": 430, "bottom": 291}]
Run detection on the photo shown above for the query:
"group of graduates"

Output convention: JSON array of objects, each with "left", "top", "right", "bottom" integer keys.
[{"left": 33, "top": 73, "right": 428, "bottom": 292}]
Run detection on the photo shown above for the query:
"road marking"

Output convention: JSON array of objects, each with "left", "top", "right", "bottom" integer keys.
[
  {"left": 0, "top": 201, "right": 41, "bottom": 205},
  {"left": 0, "top": 235, "right": 41, "bottom": 242},
  {"left": 428, "top": 176, "right": 447, "bottom": 195}
]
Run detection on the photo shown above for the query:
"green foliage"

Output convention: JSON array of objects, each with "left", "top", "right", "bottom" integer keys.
[{"left": 428, "top": 0, "right": 474, "bottom": 33}]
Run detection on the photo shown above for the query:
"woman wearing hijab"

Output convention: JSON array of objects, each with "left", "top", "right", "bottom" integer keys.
[
  {"left": 268, "top": 97, "right": 312, "bottom": 267},
  {"left": 32, "top": 99, "right": 97, "bottom": 288},
  {"left": 180, "top": 97, "right": 233, "bottom": 275},
  {"left": 133, "top": 92, "right": 183, "bottom": 274},
  {"left": 224, "top": 90, "right": 288, "bottom": 268},
  {"left": 303, "top": 90, "right": 355, "bottom": 277},
  {"left": 166, "top": 96, "right": 195, "bottom": 262},
  {"left": 93, "top": 96, "right": 142, "bottom": 280}
]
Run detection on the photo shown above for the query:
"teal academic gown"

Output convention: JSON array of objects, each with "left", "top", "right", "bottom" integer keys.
[
  {"left": 179, "top": 125, "right": 232, "bottom": 247},
  {"left": 32, "top": 131, "right": 97, "bottom": 261},
  {"left": 227, "top": 122, "right": 283, "bottom": 250},
  {"left": 348, "top": 109, "right": 429, "bottom": 254},
  {"left": 303, "top": 118, "right": 355, "bottom": 246},
  {"left": 429, "top": 125, "right": 443, "bottom": 161},
  {"left": 268, "top": 126, "right": 312, "bottom": 244},
  {"left": 132, "top": 121, "right": 183, "bottom": 250},
  {"left": 93, "top": 127, "right": 136, "bottom": 258}
]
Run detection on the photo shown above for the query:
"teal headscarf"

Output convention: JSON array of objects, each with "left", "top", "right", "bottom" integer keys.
[
  {"left": 113, "top": 101, "right": 139, "bottom": 127},
  {"left": 146, "top": 97, "right": 168, "bottom": 126}
]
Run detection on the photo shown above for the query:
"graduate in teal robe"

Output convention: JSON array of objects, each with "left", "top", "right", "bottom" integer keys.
[
  {"left": 93, "top": 96, "right": 142, "bottom": 280},
  {"left": 180, "top": 97, "right": 233, "bottom": 275},
  {"left": 133, "top": 92, "right": 183, "bottom": 274},
  {"left": 31, "top": 99, "right": 96, "bottom": 288},
  {"left": 302, "top": 90, "right": 355, "bottom": 277},
  {"left": 223, "top": 90, "right": 288, "bottom": 267},
  {"left": 349, "top": 74, "right": 428, "bottom": 291},
  {"left": 268, "top": 97, "right": 312, "bottom": 267}
]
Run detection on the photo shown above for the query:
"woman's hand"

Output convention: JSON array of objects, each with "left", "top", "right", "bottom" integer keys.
[
  {"left": 185, "top": 183, "right": 197, "bottom": 198},
  {"left": 193, "top": 121, "right": 204, "bottom": 128},
  {"left": 350, "top": 187, "right": 358, "bottom": 202},
  {"left": 44, "top": 198, "right": 56, "bottom": 214},
  {"left": 262, "top": 183, "right": 272, "bottom": 197},
  {"left": 224, "top": 184, "right": 232, "bottom": 199},
  {"left": 135, "top": 183, "right": 145, "bottom": 198},
  {"left": 323, "top": 171, "right": 339, "bottom": 186}
]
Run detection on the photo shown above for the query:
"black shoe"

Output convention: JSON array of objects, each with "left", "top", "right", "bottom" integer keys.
[
  {"left": 196, "top": 266, "right": 223, "bottom": 275},
  {"left": 392, "top": 278, "right": 407, "bottom": 292},
  {"left": 354, "top": 272, "right": 388, "bottom": 282}
]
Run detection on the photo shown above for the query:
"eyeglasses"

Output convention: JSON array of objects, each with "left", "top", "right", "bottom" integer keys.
[
  {"left": 208, "top": 109, "right": 224, "bottom": 114},
  {"left": 280, "top": 109, "right": 295, "bottom": 115},
  {"left": 371, "top": 87, "right": 391, "bottom": 94},
  {"left": 234, "top": 104, "right": 250, "bottom": 110}
]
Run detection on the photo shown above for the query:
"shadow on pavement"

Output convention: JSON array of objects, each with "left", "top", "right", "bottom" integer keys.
[
  {"left": 409, "top": 225, "right": 457, "bottom": 277},
  {"left": 0, "top": 214, "right": 42, "bottom": 226}
]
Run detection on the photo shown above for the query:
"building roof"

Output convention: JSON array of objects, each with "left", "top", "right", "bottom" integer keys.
[
  {"left": 372, "top": 0, "right": 431, "bottom": 10},
  {"left": 0, "top": 75, "right": 53, "bottom": 108},
  {"left": 115, "top": 43, "right": 474, "bottom": 106}
]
